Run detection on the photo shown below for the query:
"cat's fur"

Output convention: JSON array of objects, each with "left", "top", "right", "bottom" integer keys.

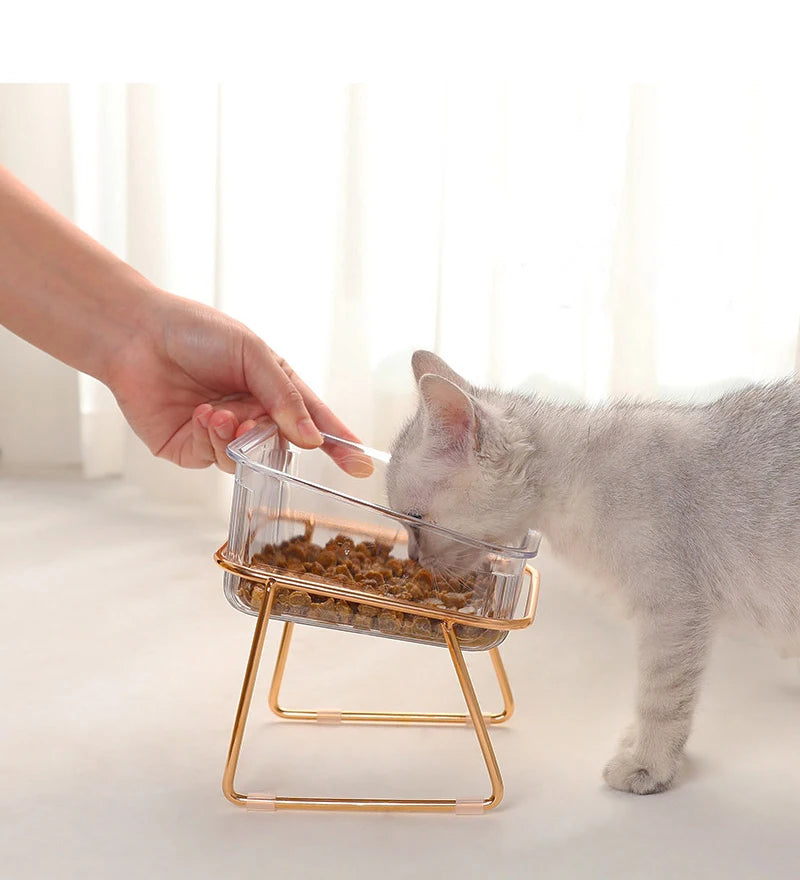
[{"left": 386, "top": 350, "right": 800, "bottom": 794}]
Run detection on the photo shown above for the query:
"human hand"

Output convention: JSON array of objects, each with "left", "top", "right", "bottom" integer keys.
[
  {"left": 0, "top": 167, "right": 369, "bottom": 476},
  {"left": 107, "top": 290, "right": 371, "bottom": 475}
]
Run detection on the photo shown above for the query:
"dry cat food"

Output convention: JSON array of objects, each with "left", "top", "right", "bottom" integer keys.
[{"left": 236, "top": 527, "right": 493, "bottom": 644}]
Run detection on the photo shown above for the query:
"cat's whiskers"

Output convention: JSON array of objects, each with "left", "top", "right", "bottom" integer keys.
[{"left": 427, "top": 560, "right": 474, "bottom": 596}]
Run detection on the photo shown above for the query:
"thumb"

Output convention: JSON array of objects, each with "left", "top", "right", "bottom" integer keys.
[{"left": 243, "top": 339, "right": 323, "bottom": 448}]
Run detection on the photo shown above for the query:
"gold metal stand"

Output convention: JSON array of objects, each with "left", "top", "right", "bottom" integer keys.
[
  {"left": 268, "top": 620, "right": 515, "bottom": 726},
  {"left": 219, "top": 562, "right": 540, "bottom": 815}
]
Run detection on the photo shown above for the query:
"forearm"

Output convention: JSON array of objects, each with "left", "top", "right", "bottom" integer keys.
[{"left": 0, "top": 165, "right": 160, "bottom": 384}]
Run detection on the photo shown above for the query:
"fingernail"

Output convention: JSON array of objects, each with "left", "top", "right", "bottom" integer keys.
[
  {"left": 214, "top": 421, "right": 235, "bottom": 441},
  {"left": 196, "top": 407, "right": 212, "bottom": 429},
  {"left": 297, "top": 418, "right": 323, "bottom": 446},
  {"left": 343, "top": 453, "right": 375, "bottom": 478}
]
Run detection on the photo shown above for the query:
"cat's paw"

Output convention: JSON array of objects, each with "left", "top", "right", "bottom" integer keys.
[{"left": 602, "top": 749, "right": 677, "bottom": 795}]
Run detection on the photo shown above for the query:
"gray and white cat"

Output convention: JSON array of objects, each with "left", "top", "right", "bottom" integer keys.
[{"left": 386, "top": 350, "right": 800, "bottom": 795}]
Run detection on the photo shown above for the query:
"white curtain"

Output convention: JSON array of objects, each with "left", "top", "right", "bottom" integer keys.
[{"left": 1, "top": 83, "right": 799, "bottom": 509}]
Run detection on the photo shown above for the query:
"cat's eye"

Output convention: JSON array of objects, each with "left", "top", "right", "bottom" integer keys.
[{"left": 407, "top": 511, "right": 424, "bottom": 520}]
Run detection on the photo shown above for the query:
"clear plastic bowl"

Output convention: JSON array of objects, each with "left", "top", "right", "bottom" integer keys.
[{"left": 219, "top": 423, "right": 540, "bottom": 650}]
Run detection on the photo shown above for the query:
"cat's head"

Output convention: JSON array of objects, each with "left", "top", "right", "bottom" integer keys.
[{"left": 386, "top": 351, "right": 533, "bottom": 569}]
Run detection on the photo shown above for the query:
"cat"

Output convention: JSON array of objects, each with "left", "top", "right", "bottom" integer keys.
[{"left": 385, "top": 349, "right": 800, "bottom": 794}]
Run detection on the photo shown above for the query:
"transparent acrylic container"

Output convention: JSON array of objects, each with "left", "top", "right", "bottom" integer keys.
[{"left": 218, "top": 423, "right": 540, "bottom": 651}]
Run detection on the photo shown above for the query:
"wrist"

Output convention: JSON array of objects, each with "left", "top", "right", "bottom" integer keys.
[{"left": 97, "top": 279, "right": 170, "bottom": 392}]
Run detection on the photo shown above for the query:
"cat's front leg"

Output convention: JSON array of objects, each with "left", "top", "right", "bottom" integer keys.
[{"left": 603, "top": 605, "right": 712, "bottom": 795}]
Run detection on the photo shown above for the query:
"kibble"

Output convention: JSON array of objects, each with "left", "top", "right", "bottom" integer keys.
[{"left": 236, "top": 532, "right": 494, "bottom": 645}]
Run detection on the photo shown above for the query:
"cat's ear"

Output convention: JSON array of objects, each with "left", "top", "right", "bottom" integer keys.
[
  {"left": 412, "top": 350, "right": 470, "bottom": 390},
  {"left": 418, "top": 373, "right": 477, "bottom": 457}
]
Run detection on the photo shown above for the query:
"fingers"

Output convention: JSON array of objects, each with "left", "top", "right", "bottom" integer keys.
[
  {"left": 191, "top": 404, "right": 237, "bottom": 473},
  {"left": 190, "top": 406, "right": 264, "bottom": 473},
  {"left": 236, "top": 419, "right": 258, "bottom": 437},
  {"left": 241, "top": 337, "right": 374, "bottom": 477},
  {"left": 193, "top": 397, "right": 373, "bottom": 478},
  {"left": 207, "top": 409, "right": 238, "bottom": 473},
  {"left": 289, "top": 372, "right": 362, "bottom": 444},
  {"left": 242, "top": 338, "right": 323, "bottom": 450},
  {"left": 320, "top": 437, "right": 376, "bottom": 478},
  {"left": 291, "top": 377, "right": 374, "bottom": 477},
  {"left": 189, "top": 404, "right": 216, "bottom": 467}
]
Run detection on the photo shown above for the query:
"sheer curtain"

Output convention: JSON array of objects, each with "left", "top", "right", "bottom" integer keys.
[{"left": 1, "top": 83, "right": 799, "bottom": 509}]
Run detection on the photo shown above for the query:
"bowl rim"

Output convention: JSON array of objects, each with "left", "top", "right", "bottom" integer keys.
[{"left": 226, "top": 423, "right": 541, "bottom": 559}]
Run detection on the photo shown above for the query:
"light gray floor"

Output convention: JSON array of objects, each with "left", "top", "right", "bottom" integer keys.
[{"left": 2, "top": 473, "right": 799, "bottom": 880}]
